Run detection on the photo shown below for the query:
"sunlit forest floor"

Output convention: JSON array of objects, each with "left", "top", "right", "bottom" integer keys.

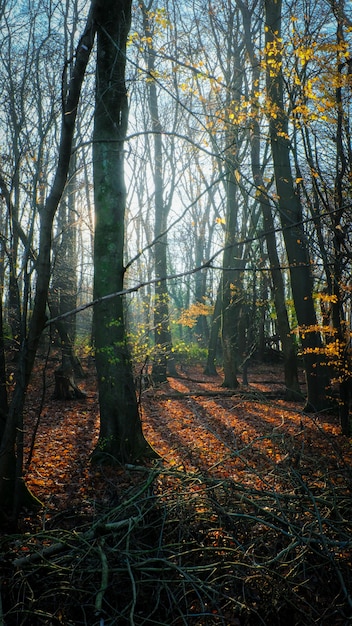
[{"left": 1, "top": 355, "right": 352, "bottom": 625}]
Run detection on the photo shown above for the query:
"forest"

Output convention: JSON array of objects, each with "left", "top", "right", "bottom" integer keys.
[{"left": 0, "top": 0, "right": 351, "bottom": 623}]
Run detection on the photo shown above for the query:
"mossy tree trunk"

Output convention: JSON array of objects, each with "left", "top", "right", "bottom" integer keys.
[{"left": 92, "top": 0, "right": 157, "bottom": 464}]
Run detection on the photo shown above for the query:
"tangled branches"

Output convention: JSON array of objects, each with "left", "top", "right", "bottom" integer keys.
[{"left": 1, "top": 444, "right": 352, "bottom": 626}]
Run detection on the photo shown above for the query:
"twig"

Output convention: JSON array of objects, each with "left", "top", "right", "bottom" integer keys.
[
  {"left": 95, "top": 538, "right": 108, "bottom": 617},
  {"left": 126, "top": 519, "right": 137, "bottom": 626},
  {"left": 0, "top": 582, "right": 4, "bottom": 626},
  {"left": 13, "top": 516, "right": 140, "bottom": 567}
]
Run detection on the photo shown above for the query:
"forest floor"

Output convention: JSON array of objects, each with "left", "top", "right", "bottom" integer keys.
[{"left": 1, "top": 354, "right": 352, "bottom": 625}]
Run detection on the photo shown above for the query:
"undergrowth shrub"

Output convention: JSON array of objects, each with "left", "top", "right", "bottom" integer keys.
[{"left": 171, "top": 340, "right": 208, "bottom": 366}]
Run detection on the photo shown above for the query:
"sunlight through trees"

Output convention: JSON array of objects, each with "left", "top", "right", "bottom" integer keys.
[{"left": 0, "top": 0, "right": 351, "bottom": 517}]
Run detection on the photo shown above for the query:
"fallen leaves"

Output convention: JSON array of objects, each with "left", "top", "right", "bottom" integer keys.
[
  {"left": 2, "top": 357, "right": 348, "bottom": 625},
  {"left": 20, "top": 359, "right": 352, "bottom": 515}
]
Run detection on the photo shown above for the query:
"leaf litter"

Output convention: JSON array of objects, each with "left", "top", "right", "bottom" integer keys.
[{"left": 1, "top": 356, "right": 352, "bottom": 625}]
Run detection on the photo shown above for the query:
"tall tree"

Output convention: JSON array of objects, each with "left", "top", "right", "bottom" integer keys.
[
  {"left": 219, "top": 12, "right": 246, "bottom": 389},
  {"left": 0, "top": 2, "right": 97, "bottom": 521},
  {"left": 329, "top": 0, "right": 352, "bottom": 433},
  {"left": 139, "top": 1, "right": 177, "bottom": 382},
  {"left": 236, "top": 0, "right": 301, "bottom": 399},
  {"left": 92, "top": 0, "right": 156, "bottom": 463},
  {"left": 50, "top": 157, "right": 86, "bottom": 399},
  {"left": 265, "top": 0, "right": 330, "bottom": 411}
]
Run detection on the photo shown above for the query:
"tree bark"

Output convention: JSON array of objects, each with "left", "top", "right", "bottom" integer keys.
[
  {"left": 53, "top": 358, "right": 86, "bottom": 401},
  {"left": 265, "top": 0, "right": 330, "bottom": 411},
  {"left": 0, "top": 3, "right": 97, "bottom": 520},
  {"left": 204, "top": 281, "right": 222, "bottom": 376},
  {"left": 221, "top": 169, "right": 241, "bottom": 389},
  {"left": 140, "top": 1, "right": 176, "bottom": 383},
  {"left": 334, "top": 18, "right": 352, "bottom": 434},
  {"left": 92, "top": 0, "right": 157, "bottom": 464}
]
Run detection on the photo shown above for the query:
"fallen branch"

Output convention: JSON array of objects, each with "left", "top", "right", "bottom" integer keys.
[
  {"left": 13, "top": 515, "right": 141, "bottom": 568},
  {"left": 95, "top": 538, "right": 109, "bottom": 616}
]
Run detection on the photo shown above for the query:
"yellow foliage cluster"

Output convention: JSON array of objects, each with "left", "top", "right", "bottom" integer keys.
[
  {"left": 177, "top": 302, "right": 214, "bottom": 328},
  {"left": 263, "top": 39, "right": 283, "bottom": 77},
  {"left": 152, "top": 7, "right": 172, "bottom": 30},
  {"left": 318, "top": 292, "right": 339, "bottom": 304},
  {"left": 132, "top": 6, "right": 351, "bottom": 152}
]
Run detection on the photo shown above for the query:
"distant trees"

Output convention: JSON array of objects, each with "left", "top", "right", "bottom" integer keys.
[
  {"left": 139, "top": 0, "right": 177, "bottom": 382},
  {"left": 0, "top": 0, "right": 97, "bottom": 518},
  {"left": 0, "top": 0, "right": 351, "bottom": 522}
]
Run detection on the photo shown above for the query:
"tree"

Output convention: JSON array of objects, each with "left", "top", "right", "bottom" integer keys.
[
  {"left": 50, "top": 158, "right": 86, "bottom": 399},
  {"left": 139, "top": 0, "right": 177, "bottom": 382},
  {"left": 0, "top": 1, "right": 97, "bottom": 521},
  {"left": 217, "top": 11, "right": 246, "bottom": 389},
  {"left": 204, "top": 279, "right": 222, "bottom": 375},
  {"left": 327, "top": 0, "right": 352, "bottom": 433},
  {"left": 91, "top": 0, "right": 156, "bottom": 463},
  {"left": 49, "top": 3, "right": 86, "bottom": 392},
  {"left": 265, "top": 0, "right": 330, "bottom": 411},
  {"left": 236, "top": 0, "right": 301, "bottom": 400}
]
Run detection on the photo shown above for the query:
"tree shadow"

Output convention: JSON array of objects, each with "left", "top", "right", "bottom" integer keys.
[{"left": 142, "top": 372, "right": 346, "bottom": 494}]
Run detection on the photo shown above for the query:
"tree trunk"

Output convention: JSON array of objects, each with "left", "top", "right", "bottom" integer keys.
[
  {"left": 53, "top": 357, "right": 86, "bottom": 401},
  {"left": 221, "top": 170, "right": 241, "bottom": 389},
  {"left": 50, "top": 156, "right": 84, "bottom": 384},
  {"left": 0, "top": 296, "right": 8, "bottom": 439},
  {"left": 333, "top": 18, "right": 351, "bottom": 434},
  {"left": 265, "top": 0, "right": 330, "bottom": 411},
  {"left": 0, "top": 4, "right": 97, "bottom": 521},
  {"left": 140, "top": 1, "right": 176, "bottom": 383},
  {"left": 251, "top": 139, "right": 301, "bottom": 400},
  {"left": 92, "top": 0, "right": 157, "bottom": 464},
  {"left": 219, "top": 30, "right": 245, "bottom": 390},
  {"left": 237, "top": 0, "right": 301, "bottom": 400},
  {"left": 204, "top": 280, "right": 222, "bottom": 376},
  {"left": 193, "top": 200, "right": 212, "bottom": 345}
]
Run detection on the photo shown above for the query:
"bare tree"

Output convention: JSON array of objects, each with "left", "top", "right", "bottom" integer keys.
[{"left": 0, "top": 1, "right": 97, "bottom": 521}]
